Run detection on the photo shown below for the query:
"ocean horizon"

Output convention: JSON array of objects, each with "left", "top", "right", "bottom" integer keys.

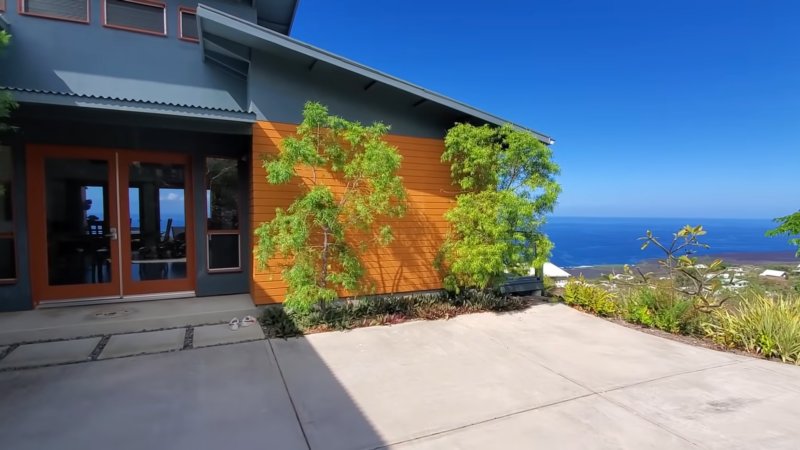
[{"left": 543, "top": 216, "right": 797, "bottom": 267}]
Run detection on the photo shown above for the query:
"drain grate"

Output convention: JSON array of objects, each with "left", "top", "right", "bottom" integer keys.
[{"left": 92, "top": 309, "right": 133, "bottom": 319}]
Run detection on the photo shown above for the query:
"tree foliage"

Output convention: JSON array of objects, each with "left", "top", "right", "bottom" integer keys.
[
  {"left": 766, "top": 211, "right": 800, "bottom": 257},
  {"left": 435, "top": 123, "right": 561, "bottom": 291},
  {"left": 254, "top": 102, "right": 407, "bottom": 310},
  {"left": 0, "top": 31, "right": 17, "bottom": 134}
]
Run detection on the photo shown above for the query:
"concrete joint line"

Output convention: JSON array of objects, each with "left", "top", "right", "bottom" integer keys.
[
  {"left": 267, "top": 340, "right": 312, "bottom": 450},
  {"left": 370, "top": 392, "right": 598, "bottom": 450},
  {"left": 597, "top": 360, "right": 748, "bottom": 395}
]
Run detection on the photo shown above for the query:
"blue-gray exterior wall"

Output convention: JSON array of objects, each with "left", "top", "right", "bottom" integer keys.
[
  {"left": 247, "top": 50, "right": 463, "bottom": 139},
  {"left": 0, "top": 0, "right": 250, "bottom": 111},
  {"left": 0, "top": 108, "right": 251, "bottom": 311}
]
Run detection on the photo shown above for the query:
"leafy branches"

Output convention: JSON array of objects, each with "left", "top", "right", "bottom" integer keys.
[
  {"left": 0, "top": 31, "right": 17, "bottom": 134},
  {"left": 766, "top": 211, "right": 800, "bottom": 257},
  {"left": 254, "top": 102, "right": 407, "bottom": 310},
  {"left": 435, "top": 123, "right": 561, "bottom": 291}
]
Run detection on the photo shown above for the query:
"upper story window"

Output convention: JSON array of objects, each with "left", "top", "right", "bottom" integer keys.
[
  {"left": 179, "top": 7, "right": 198, "bottom": 42},
  {"left": 20, "top": 0, "right": 90, "bottom": 23},
  {"left": 104, "top": 0, "right": 166, "bottom": 36}
]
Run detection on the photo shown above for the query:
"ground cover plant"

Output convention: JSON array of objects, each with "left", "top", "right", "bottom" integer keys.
[{"left": 262, "top": 291, "right": 532, "bottom": 338}]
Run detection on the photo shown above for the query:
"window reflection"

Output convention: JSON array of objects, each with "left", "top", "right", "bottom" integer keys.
[{"left": 206, "top": 158, "right": 239, "bottom": 231}]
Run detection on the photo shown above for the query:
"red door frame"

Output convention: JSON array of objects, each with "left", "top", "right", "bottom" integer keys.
[{"left": 26, "top": 145, "right": 196, "bottom": 305}]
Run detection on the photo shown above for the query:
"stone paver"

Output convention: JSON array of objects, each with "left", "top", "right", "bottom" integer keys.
[
  {"left": 393, "top": 395, "right": 696, "bottom": 450},
  {"left": 192, "top": 323, "right": 265, "bottom": 348},
  {"left": 0, "top": 341, "right": 308, "bottom": 450},
  {"left": 604, "top": 362, "right": 800, "bottom": 450},
  {"left": 99, "top": 329, "right": 186, "bottom": 360},
  {"left": 271, "top": 318, "right": 591, "bottom": 450},
  {"left": 0, "top": 338, "right": 101, "bottom": 369},
  {"left": 454, "top": 304, "right": 742, "bottom": 391}
]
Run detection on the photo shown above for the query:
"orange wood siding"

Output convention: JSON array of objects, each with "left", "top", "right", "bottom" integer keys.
[{"left": 250, "top": 121, "right": 455, "bottom": 305}]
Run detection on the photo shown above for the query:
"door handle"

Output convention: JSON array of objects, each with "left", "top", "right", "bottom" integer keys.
[{"left": 106, "top": 228, "right": 118, "bottom": 241}]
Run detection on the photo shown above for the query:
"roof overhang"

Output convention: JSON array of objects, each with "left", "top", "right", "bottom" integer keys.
[
  {"left": 253, "top": 0, "right": 299, "bottom": 35},
  {"left": 1, "top": 88, "right": 257, "bottom": 124},
  {"left": 0, "top": 14, "right": 11, "bottom": 32},
  {"left": 196, "top": 5, "right": 554, "bottom": 144}
]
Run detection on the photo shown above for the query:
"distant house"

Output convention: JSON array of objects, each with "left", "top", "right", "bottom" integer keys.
[
  {"left": 759, "top": 270, "right": 788, "bottom": 280},
  {"left": 543, "top": 262, "right": 572, "bottom": 288},
  {"left": 695, "top": 264, "right": 708, "bottom": 269},
  {"left": 793, "top": 264, "right": 800, "bottom": 274}
]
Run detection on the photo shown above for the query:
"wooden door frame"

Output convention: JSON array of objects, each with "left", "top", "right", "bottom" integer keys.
[
  {"left": 26, "top": 145, "right": 123, "bottom": 305},
  {"left": 117, "top": 151, "right": 196, "bottom": 296}
]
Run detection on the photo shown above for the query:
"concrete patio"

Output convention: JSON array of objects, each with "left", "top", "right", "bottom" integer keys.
[{"left": 1, "top": 303, "right": 799, "bottom": 449}]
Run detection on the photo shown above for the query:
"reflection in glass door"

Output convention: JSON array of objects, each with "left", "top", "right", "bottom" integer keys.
[
  {"left": 27, "top": 147, "right": 122, "bottom": 303},
  {"left": 120, "top": 155, "right": 194, "bottom": 296}
]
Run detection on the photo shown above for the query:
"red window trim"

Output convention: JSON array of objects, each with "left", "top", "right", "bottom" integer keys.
[
  {"left": 18, "top": 0, "right": 91, "bottom": 25},
  {"left": 102, "top": 0, "right": 167, "bottom": 37},
  {"left": 204, "top": 157, "right": 242, "bottom": 274},
  {"left": 0, "top": 0, "right": 6, "bottom": 13},
  {"left": 178, "top": 6, "right": 199, "bottom": 43},
  {"left": 0, "top": 147, "right": 18, "bottom": 285}
]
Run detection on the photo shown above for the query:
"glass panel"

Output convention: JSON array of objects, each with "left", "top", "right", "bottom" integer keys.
[
  {"left": 44, "top": 158, "right": 112, "bottom": 286},
  {"left": 0, "top": 146, "right": 12, "bottom": 234},
  {"left": 129, "top": 161, "right": 187, "bottom": 281},
  {"left": 206, "top": 158, "right": 239, "bottom": 231},
  {"left": 0, "top": 238, "right": 15, "bottom": 280},
  {"left": 208, "top": 234, "right": 240, "bottom": 270}
]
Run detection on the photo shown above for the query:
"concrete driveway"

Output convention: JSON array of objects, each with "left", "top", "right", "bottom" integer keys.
[{"left": 2, "top": 303, "right": 799, "bottom": 449}]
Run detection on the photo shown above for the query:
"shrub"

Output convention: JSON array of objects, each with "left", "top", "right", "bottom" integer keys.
[
  {"left": 703, "top": 293, "right": 800, "bottom": 364},
  {"left": 262, "top": 291, "right": 531, "bottom": 337},
  {"left": 563, "top": 277, "right": 617, "bottom": 316},
  {"left": 617, "top": 286, "right": 705, "bottom": 334}
]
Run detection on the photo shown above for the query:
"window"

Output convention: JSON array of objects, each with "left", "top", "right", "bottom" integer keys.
[
  {"left": 205, "top": 158, "right": 240, "bottom": 272},
  {"left": 179, "top": 7, "right": 198, "bottom": 42},
  {"left": 0, "top": 147, "right": 16, "bottom": 283},
  {"left": 20, "top": 0, "right": 89, "bottom": 23},
  {"left": 0, "top": 0, "right": 5, "bottom": 13},
  {"left": 104, "top": 0, "right": 166, "bottom": 36}
]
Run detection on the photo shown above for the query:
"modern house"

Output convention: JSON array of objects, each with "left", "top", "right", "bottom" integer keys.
[{"left": 0, "top": 0, "right": 553, "bottom": 312}]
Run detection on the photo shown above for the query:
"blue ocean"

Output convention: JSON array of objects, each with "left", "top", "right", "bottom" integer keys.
[{"left": 544, "top": 217, "right": 796, "bottom": 267}]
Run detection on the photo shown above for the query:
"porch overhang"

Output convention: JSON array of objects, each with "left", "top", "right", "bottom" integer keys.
[
  {"left": 195, "top": 6, "right": 555, "bottom": 145},
  {"left": 1, "top": 87, "right": 257, "bottom": 124},
  {"left": 0, "top": 13, "right": 10, "bottom": 32}
]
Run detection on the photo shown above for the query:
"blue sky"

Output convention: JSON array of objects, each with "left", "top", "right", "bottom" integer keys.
[{"left": 291, "top": 0, "right": 800, "bottom": 219}]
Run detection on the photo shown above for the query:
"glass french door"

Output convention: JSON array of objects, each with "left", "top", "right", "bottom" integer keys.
[{"left": 26, "top": 146, "right": 194, "bottom": 304}]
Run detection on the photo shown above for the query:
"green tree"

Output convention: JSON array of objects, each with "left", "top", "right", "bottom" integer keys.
[
  {"left": 435, "top": 123, "right": 561, "bottom": 292},
  {"left": 254, "top": 102, "right": 407, "bottom": 310},
  {"left": 766, "top": 211, "right": 800, "bottom": 257},
  {"left": 0, "top": 31, "right": 17, "bottom": 134}
]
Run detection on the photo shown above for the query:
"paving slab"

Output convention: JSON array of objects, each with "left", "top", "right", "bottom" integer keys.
[
  {"left": 455, "top": 304, "right": 741, "bottom": 391},
  {"left": 0, "top": 338, "right": 101, "bottom": 369},
  {"left": 746, "top": 358, "right": 800, "bottom": 381},
  {"left": 271, "top": 318, "right": 591, "bottom": 450},
  {"left": 192, "top": 323, "right": 264, "bottom": 348},
  {"left": 393, "top": 395, "right": 696, "bottom": 449},
  {"left": 604, "top": 363, "right": 800, "bottom": 450},
  {"left": 98, "top": 329, "right": 186, "bottom": 359},
  {"left": 0, "top": 341, "right": 308, "bottom": 450}
]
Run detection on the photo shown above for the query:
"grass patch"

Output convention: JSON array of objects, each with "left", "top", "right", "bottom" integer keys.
[{"left": 262, "top": 291, "right": 532, "bottom": 338}]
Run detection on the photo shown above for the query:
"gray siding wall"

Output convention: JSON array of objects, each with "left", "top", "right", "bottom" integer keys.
[
  {"left": 247, "top": 50, "right": 460, "bottom": 139},
  {"left": 0, "top": 0, "right": 252, "bottom": 111},
  {"left": 0, "top": 109, "right": 251, "bottom": 311}
]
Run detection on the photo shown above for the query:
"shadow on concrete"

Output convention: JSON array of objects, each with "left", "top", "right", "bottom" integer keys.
[{"left": 0, "top": 338, "right": 385, "bottom": 450}]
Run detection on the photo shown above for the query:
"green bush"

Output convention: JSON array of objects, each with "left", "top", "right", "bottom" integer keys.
[
  {"left": 703, "top": 293, "right": 800, "bottom": 364},
  {"left": 262, "top": 291, "right": 531, "bottom": 337},
  {"left": 563, "top": 277, "right": 617, "bottom": 316},
  {"left": 617, "top": 286, "right": 704, "bottom": 335}
]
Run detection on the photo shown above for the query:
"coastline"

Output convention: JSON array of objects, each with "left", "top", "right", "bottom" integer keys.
[{"left": 563, "top": 250, "right": 798, "bottom": 279}]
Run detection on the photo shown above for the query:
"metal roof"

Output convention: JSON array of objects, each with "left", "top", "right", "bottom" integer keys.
[
  {"left": 196, "top": 6, "right": 554, "bottom": 144},
  {"left": 0, "top": 87, "right": 257, "bottom": 123}
]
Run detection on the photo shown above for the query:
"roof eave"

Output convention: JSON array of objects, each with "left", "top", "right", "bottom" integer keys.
[
  {"left": 0, "top": 14, "right": 11, "bottom": 32},
  {"left": 196, "top": 5, "right": 555, "bottom": 145}
]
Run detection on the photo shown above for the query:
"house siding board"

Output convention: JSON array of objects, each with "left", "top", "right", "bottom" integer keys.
[
  {"left": 0, "top": 0, "right": 249, "bottom": 112},
  {"left": 247, "top": 51, "right": 465, "bottom": 140},
  {"left": 250, "top": 121, "right": 454, "bottom": 305}
]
